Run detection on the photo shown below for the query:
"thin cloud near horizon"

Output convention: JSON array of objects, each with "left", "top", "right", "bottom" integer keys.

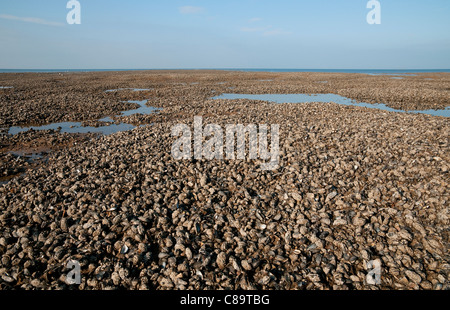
[{"left": 0, "top": 14, "right": 64, "bottom": 27}]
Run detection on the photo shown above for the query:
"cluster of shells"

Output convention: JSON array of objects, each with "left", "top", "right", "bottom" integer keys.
[
  {"left": 0, "top": 72, "right": 153, "bottom": 128},
  {"left": 0, "top": 71, "right": 449, "bottom": 290},
  {"left": 1, "top": 71, "right": 449, "bottom": 129},
  {"left": 0, "top": 130, "right": 96, "bottom": 181}
]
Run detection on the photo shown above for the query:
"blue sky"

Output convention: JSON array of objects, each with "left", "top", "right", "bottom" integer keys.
[{"left": 1, "top": 0, "right": 449, "bottom": 69}]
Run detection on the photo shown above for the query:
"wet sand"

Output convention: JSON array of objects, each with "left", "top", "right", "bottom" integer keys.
[{"left": 0, "top": 70, "right": 448, "bottom": 290}]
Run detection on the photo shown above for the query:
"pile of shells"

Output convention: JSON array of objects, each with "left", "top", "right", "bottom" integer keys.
[
  {"left": 0, "top": 73, "right": 448, "bottom": 290},
  {"left": 0, "top": 129, "right": 97, "bottom": 180},
  {"left": 0, "top": 74, "right": 150, "bottom": 128},
  {"left": 1, "top": 71, "right": 449, "bottom": 130}
]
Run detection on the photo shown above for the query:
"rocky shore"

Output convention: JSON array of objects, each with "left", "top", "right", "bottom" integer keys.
[{"left": 0, "top": 71, "right": 448, "bottom": 290}]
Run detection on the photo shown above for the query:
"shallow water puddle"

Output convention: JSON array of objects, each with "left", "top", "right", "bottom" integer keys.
[
  {"left": 8, "top": 100, "right": 161, "bottom": 135},
  {"left": 1, "top": 151, "right": 47, "bottom": 186},
  {"left": 212, "top": 93, "right": 450, "bottom": 117},
  {"left": 9, "top": 121, "right": 137, "bottom": 135},
  {"left": 121, "top": 100, "right": 161, "bottom": 116},
  {"left": 104, "top": 88, "right": 151, "bottom": 93},
  {"left": 8, "top": 151, "right": 45, "bottom": 161},
  {"left": 366, "top": 73, "right": 417, "bottom": 77},
  {"left": 0, "top": 175, "right": 19, "bottom": 186}
]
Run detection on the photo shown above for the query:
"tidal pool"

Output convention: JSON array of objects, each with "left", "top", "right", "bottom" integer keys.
[
  {"left": 212, "top": 93, "right": 450, "bottom": 117},
  {"left": 366, "top": 73, "right": 417, "bottom": 77},
  {"left": 104, "top": 88, "right": 151, "bottom": 93},
  {"left": 8, "top": 100, "right": 161, "bottom": 135}
]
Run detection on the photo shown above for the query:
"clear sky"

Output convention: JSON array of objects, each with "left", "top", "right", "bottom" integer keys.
[{"left": 1, "top": 0, "right": 449, "bottom": 69}]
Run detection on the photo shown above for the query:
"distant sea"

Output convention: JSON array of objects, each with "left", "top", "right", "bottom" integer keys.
[
  {"left": 1, "top": 69, "right": 450, "bottom": 74},
  {"left": 227, "top": 69, "right": 450, "bottom": 74}
]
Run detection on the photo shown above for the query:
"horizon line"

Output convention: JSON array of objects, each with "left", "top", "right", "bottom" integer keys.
[{"left": 1, "top": 68, "right": 450, "bottom": 72}]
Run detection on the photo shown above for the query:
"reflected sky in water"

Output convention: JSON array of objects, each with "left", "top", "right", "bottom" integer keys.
[
  {"left": 8, "top": 100, "right": 161, "bottom": 135},
  {"left": 212, "top": 93, "right": 450, "bottom": 117}
]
